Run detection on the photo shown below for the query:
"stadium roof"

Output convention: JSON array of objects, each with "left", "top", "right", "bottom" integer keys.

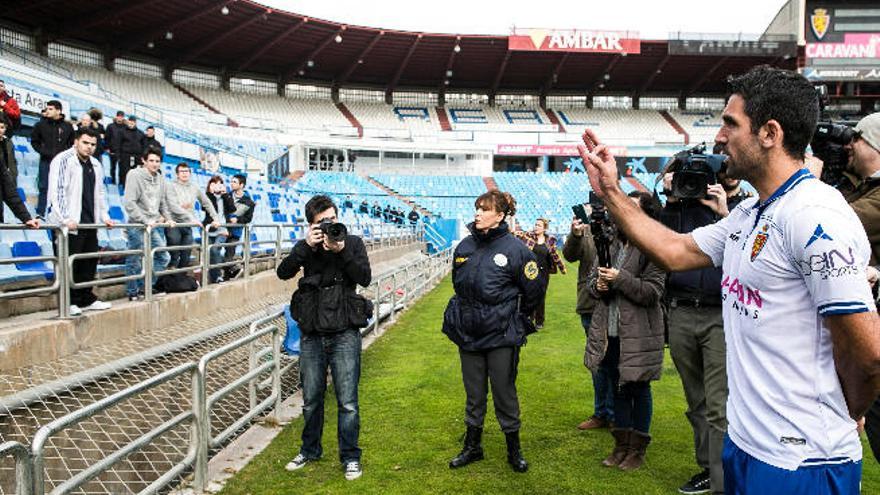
[{"left": 3, "top": 0, "right": 796, "bottom": 96}]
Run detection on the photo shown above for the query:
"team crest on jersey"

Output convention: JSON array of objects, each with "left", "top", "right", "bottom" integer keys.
[
  {"left": 524, "top": 261, "right": 539, "bottom": 280},
  {"left": 494, "top": 253, "right": 508, "bottom": 267},
  {"left": 454, "top": 256, "right": 468, "bottom": 265},
  {"left": 811, "top": 8, "right": 830, "bottom": 40},
  {"left": 751, "top": 224, "right": 770, "bottom": 262}
]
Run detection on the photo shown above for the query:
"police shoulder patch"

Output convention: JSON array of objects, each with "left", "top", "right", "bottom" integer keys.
[{"left": 524, "top": 260, "right": 539, "bottom": 280}]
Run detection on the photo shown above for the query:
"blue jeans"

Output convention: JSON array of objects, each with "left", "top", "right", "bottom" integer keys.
[
  {"left": 125, "top": 227, "right": 170, "bottom": 296},
  {"left": 602, "top": 336, "right": 653, "bottom": 433},
  {"left": 582, "top": 314, "right": 614, "bottom": 422},
  {"left": 298, "top": 329, "right": 362, "bottom": 464},
  {"left": 209, "top": 235, "right": 227, "bottom": 283},
  {"left": 164, "top": 226, "right": 193, "bottom": 269}
]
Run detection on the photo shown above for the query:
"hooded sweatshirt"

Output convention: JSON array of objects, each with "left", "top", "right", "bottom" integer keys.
[
  {"left": 123, "top": 167, "right": 173, "bottom": 224},
  {"left": 167, "top": 179, "right": 219, "bottom": 224}
]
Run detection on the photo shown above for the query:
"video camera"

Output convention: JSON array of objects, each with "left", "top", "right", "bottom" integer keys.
[
  {"left": 588, "top": 192, "right": 614, "bottom": 268},
  {"left": 810, "top": 84, "right": 859, "bottom": 189},
  {"left": 666, "top": 144, "right": 726, "bottom": 200},
  {"left": 319, "top": 218, "right": 348, "bottom": 243}
]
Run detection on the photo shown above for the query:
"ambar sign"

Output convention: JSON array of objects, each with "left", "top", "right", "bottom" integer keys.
[{"left": 509, "top": 29, "right": 641, "bottom": 54}]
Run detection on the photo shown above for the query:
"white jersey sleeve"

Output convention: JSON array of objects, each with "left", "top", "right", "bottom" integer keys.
[
  {"left": 691, "top": 213, "right": 733, "bottom": 268},
  {"left": 784, "top": 204, "right": 876, "bottom": 317}
]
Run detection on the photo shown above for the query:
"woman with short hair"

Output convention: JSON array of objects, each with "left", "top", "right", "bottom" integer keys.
[
  {"left": 515, "top": 218, "right": 566, "bottom": 328},
  {"left": 442, "top": 190, "right": 544, "bottom": 473}
]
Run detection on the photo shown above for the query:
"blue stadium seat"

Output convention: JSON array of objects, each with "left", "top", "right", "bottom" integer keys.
[
  {"left": 11, "top": 241, "right": 54, "bottom": 280},
  {"left": 108, "top": 206, "right": 125, "bottom": 222}
]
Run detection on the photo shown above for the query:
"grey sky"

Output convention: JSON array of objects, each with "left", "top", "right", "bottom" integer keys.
[{"left": 257, "top": 0, "right": 791, "bottom": 39}]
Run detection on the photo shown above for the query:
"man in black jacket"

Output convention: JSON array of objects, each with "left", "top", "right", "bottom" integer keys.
[
  {"left": 224, "top": 174, "right": 255, "bottom": 279},
  {"left": 277, "top": 194, "right": 371, "bottom": 481},
  {"left": 30, "top": 100, "right": 73, "bottom": 217},
  {"left": 1, "top": 116, "right": 38, "bottom": 228},
  {"left": 144, "top": 126, "right": 163, "bottom": 154},
  {"left": 658, "top": 169, "right": 733, "bottom": 495},
  {"left": 118, "top": 115, "right": 146, "bottom": 187},
  {"left": 105, "top": 111, "right": 126, "bottom": 184}
]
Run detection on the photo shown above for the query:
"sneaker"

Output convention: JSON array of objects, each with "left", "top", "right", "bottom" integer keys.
[
  {"left": 344, "top": 461, "right": 362, "bottom": 480},
  {"left": 214, "top": 276, "right": 224, "bottom": 284},
  {"left": 285, "top": 453, "right": 310, "bottom": 471},
  {"left": 83, "top": 300, "right": 112, "bottom": 312},
  {"left": 679, "top": 469, "right": 711, "bottom": 494},
  {"left": 128, "top": 292, "right": 144, "bottom": 302},
  {"left": 69, "top": 304, "right": 82, "bottom": 316}
]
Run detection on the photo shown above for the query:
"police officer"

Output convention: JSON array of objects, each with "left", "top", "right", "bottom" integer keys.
[{"left": 442, "top": 190, "right": 544, "bottom": 473}]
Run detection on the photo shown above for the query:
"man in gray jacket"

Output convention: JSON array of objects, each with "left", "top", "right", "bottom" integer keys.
[
  {"left": 165, "top": 162, "right": 219, "bottom": 269},
  {"left": 123, "top": 148, "right": 176, "bottom": 300}
]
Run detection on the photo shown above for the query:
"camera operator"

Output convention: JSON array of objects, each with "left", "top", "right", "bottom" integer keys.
[
  {"left": 277, "top": 195, "right": 372, "bottom": 481},
  {"left": 658, "top": 155, "right": 738, "bottom": 494},
  {"left": 843, "top": 113, "right": 880, "bottom": 267}
]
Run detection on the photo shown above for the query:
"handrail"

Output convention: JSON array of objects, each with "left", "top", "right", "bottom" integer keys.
[{"left": 1, "top": 441, "right": 33, "bottom": 495}]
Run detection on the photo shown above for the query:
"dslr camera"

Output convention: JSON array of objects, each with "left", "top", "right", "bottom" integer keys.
[
  {"left": 588, "top": 192, "right": 614, "bottom": 268},
  {"left": 810, "top": 84, "right": 858, "bottom": 190},
  {"left": 667, "top": 144, "right": 726, "bottom": 200},
  {"left": 319, "top": 218, "right": 348, "bottom": 243}
]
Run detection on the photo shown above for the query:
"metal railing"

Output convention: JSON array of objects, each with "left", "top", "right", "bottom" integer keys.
[
  {"left": 0, "top": 221, "right": 425, "bottom": 318},
  {"left": 1, "top": 248, "right": 451, "bottom": 495}
]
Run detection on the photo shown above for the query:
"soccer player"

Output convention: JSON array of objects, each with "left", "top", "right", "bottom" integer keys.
[{"left": 578, "top": 65, "right": 880, "bottom": 494}]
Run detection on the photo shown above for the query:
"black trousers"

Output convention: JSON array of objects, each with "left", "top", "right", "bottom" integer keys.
[
  {"left": 118, "top": 153, "right": 138, "bottom": 187},
  {"left": 533, "top": 274, "right": 549, "bottom": 325},
  {"left": 459, "top": 346, "right": 521, "bottom": 433},
  {"left": 55, "top": 230, "right": 100, "bottom": 307},
  {"left": 108, "top": 153, "right": 119, "bottom": 184}
]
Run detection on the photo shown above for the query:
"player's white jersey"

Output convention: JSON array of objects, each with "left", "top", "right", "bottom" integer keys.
[{"left": 692, "top": 168, "right": 876, "bottom": 470}]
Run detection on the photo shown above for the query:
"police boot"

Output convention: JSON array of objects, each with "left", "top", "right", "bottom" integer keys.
[
  {"left": 602, "top": 428, "right": 631, "bottom": 467},
  {"left": 505, "top": 430, "right": 528, "bottom": 473},
  {"left": 449, "top": 425, "right": 484, "bottom": 469},
  {"left": 618, "top": 430, "right": 651, "bottom": 471}
]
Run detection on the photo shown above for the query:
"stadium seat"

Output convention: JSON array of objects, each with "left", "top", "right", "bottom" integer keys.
[{"left": 11, "top": 241, "right": 54, "bottom": 280}]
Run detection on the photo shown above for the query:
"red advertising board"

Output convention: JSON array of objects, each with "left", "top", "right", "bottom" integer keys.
[
  {"left": 495, "top": 144, "right": 628, "bottom": 157},
  {"left": 508, "top": 29, "right": 640, "bottom": 54}
]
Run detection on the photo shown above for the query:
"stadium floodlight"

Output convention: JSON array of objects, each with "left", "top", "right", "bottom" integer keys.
[
  {"left": 221, "top": 5, "right": 230, "bottom": 15},
  {"left": 307, "top": 60, "right": 315, "bottom": 67},
  {"left": 165, "top": 31, "right": 173, "bottom": 40},
  {"left": 446, "top": 70, "right": 453, "bottom": 77},
  {"left": 298, "top": 70, "right": 305, "bottom": 76},
  {"left": 147, "top": 41, "right": 154, "bottom": 49},
  {"left": 453, "top": 44, "right": 461, "bottom": 53},
  {"left": 603, "top": 74, "right": 611, "bottom": 80},
  {"left": 335, "top": 34, "right": 343, "bottom": 43}
]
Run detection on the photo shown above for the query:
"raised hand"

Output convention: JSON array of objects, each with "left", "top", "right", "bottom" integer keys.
[{"left": 577, "top": 129, "right": 620, "bottom": 200}]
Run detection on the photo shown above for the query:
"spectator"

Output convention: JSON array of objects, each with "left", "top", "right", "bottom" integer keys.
[
  {"left": 76, "top": 113, "right": 106, "bottom": 160},
  {"left": 408, "top": 207, "right": 420, "bottom": 226},
  {"left": 0, "top": 116, "right": 37, "bottom": 228},
  {"left": 514, "top": 218, "right": 566, "bottom": 328},
  {"left": 443, "top": 191, "right": 543, "bottom": 473},
  {"left": 562, "top": 213, "right": 611, "bottom": 431},
  {"left": 0, "top": 115, "right": 17, "bottom": 187},
  {"left": 166, "top": 163, "right": 219, "bottom": 269},
  {"left": 123, "top": 148, "right": 173, "bottom": 300},
  {"left": 144, "top": 126, "right": 163, "bottom": 155},
  {"left": 843, "top": 112, "right": 880, "bottom": 265},
  {"left": 224, "top": 174, "right": 255, "bottom": 279},
  {"left": 359, "top": 200, "right": 369, "bottom": 215},
  {"left": 204, "top": 175, "right": 234, "bottom": 283},
  {"left": 31, "top": 100, "right": 74, "bottom": 217},
  {"left": 371, "top": 202, "right": 381, "bottom": 219},
  {"left": 45, "top": 127, "right": 113, "bottom": 316},
  {"left": 586, "top": 191, "right": 665, "bottom": 471},
  {"left": 105, "top": 111, "right": 126, "bottom": 184},
  {"left": 0, "top": 80, "right": 21, "bottom": 130},
  {"left": 342, "top": 195, "right": 353, "bottom": 211},
  {"left": 118, "top": 115, "right": 146, "bottom": 187},
  {"left": 88, "top": 108, "right": 106, "bottom": 159},
  {"left": 277, "top": 194, "right": 372, "bottom": 481}
]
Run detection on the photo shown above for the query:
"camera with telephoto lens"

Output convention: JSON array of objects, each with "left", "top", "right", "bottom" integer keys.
[
  {"left": 668, "top": 144, "right": 726, "bottom": 200},
  {"left": 588, "top": 192, "right": 614, "bottom": 269},
  {"left": 319, "top": 219, "right": 347, "bottom": 243},
  {"left": 810, "top": 84, "right": 858, "bottom": 190}
]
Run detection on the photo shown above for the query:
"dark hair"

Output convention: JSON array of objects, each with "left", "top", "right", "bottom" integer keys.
[
  {"left": 46, "top": 100, "right": 62, "bottom": 111},
  {"left": 304, "top": 195, "right": 338, "bottom": 223},
  {"left": 88, "top": 107, "right": 103, "bottom": 121},
  {"left": 74, "top": 127, "right": 98, "bottom": 140},
  {"left": 128, "top": 115, "right": 137, "bottom": 121},
  {"left": 628, "top": 191, "right": 659, "bottom": 219},
  {"left": 726, "top": 65, "right": 819, "bottom": 161},
  {"left": 232, "top": 173, "right": 247, "bottom": 186},
  {"left": 206, "top": 175, "right": 225, "bottom": 196},
  {"left": 146, "top": 125, "right": 154, "bottom": 130},
  {"left": 0, "top": 114, "right": 9, "bottom": 129},
  {"left": 116, "top": 110, "right": 125, "bottom": 117},
  {"left": 474, "top": 190, "right": 517, "bottom": 217},
  {"left": 142, "top": 145, "right": 162, "bottom": 161},
  {"left": 175, "top": 162, "right": 190, "bottom": 173}
]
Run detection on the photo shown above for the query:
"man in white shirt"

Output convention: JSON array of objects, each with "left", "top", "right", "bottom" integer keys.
[{"left": 578, "top": 66, "right": 880, "bottom": 494}]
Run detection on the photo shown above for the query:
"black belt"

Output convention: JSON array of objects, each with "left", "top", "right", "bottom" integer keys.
[{"left": 668, "top": 297, "right": 721, "bottom": 309}]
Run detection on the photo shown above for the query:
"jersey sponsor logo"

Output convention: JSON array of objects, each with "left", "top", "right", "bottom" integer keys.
[
  {"left": 524, "top": 260, "right": 539, "bottom": 280},
  {"left": 780, "top": 436, "right": 807, "bottom": 446},
  {"left": 805, "top": 224, "right": 833, "bottom": 249},
  {"left": 751, "top": 224, "right": 770, "bottom": 261},
  {"left": 797, "top": 246, "right": 860, "bottom": 280},
  {"left": 722, "top": 275, "right": 762, "bottom": 319},
  {"left": 728, "top": 230, "right": 742, "bottom": 243},
  {"left": 494, "top": 253, "right": 509, "bottom": 267}
]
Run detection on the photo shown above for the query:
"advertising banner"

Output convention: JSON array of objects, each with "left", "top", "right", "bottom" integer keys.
[
  {"left": 508, "top": 29, "right": 640, "bottom": 54},
  {"left": 496, "top": 144, "right": 628, "bottom": 157},
  {"left": 4, "top": 84, "right": 70, "bottom": 115}
]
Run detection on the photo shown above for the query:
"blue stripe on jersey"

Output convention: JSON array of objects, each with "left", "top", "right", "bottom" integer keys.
[
  {"left": 820, "top": 306, "right": 870, "bottom": 316},
  {"left": 819, "top": 301, "right": 869, "bottom": 311}
]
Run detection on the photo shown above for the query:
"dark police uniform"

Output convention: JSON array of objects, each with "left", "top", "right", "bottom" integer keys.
[{"left": 443, "top": 221, "right": 543, "bottom": 432}]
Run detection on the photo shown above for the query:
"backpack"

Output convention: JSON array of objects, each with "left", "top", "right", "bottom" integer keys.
[{"left": 155, "top": 273, "right": 198, "bottom": 293}]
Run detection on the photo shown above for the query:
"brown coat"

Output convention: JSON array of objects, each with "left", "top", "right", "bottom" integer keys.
[
  {"left": 846, "top": 177, "right": 880, "bottom": 265},
  {"left": 562, "top": 228, "right": 598, "bottom": 314},
  {"left": 584, "top": 240, "right": 666, "bottom": 384}
]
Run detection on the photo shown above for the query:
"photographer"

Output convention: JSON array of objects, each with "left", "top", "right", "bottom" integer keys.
[
  {"left": 658, "top": 155, "right": 734, "bottom": 494},
  {"left": 277, "top": 195, "right": 371, "bottom": 481}
]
